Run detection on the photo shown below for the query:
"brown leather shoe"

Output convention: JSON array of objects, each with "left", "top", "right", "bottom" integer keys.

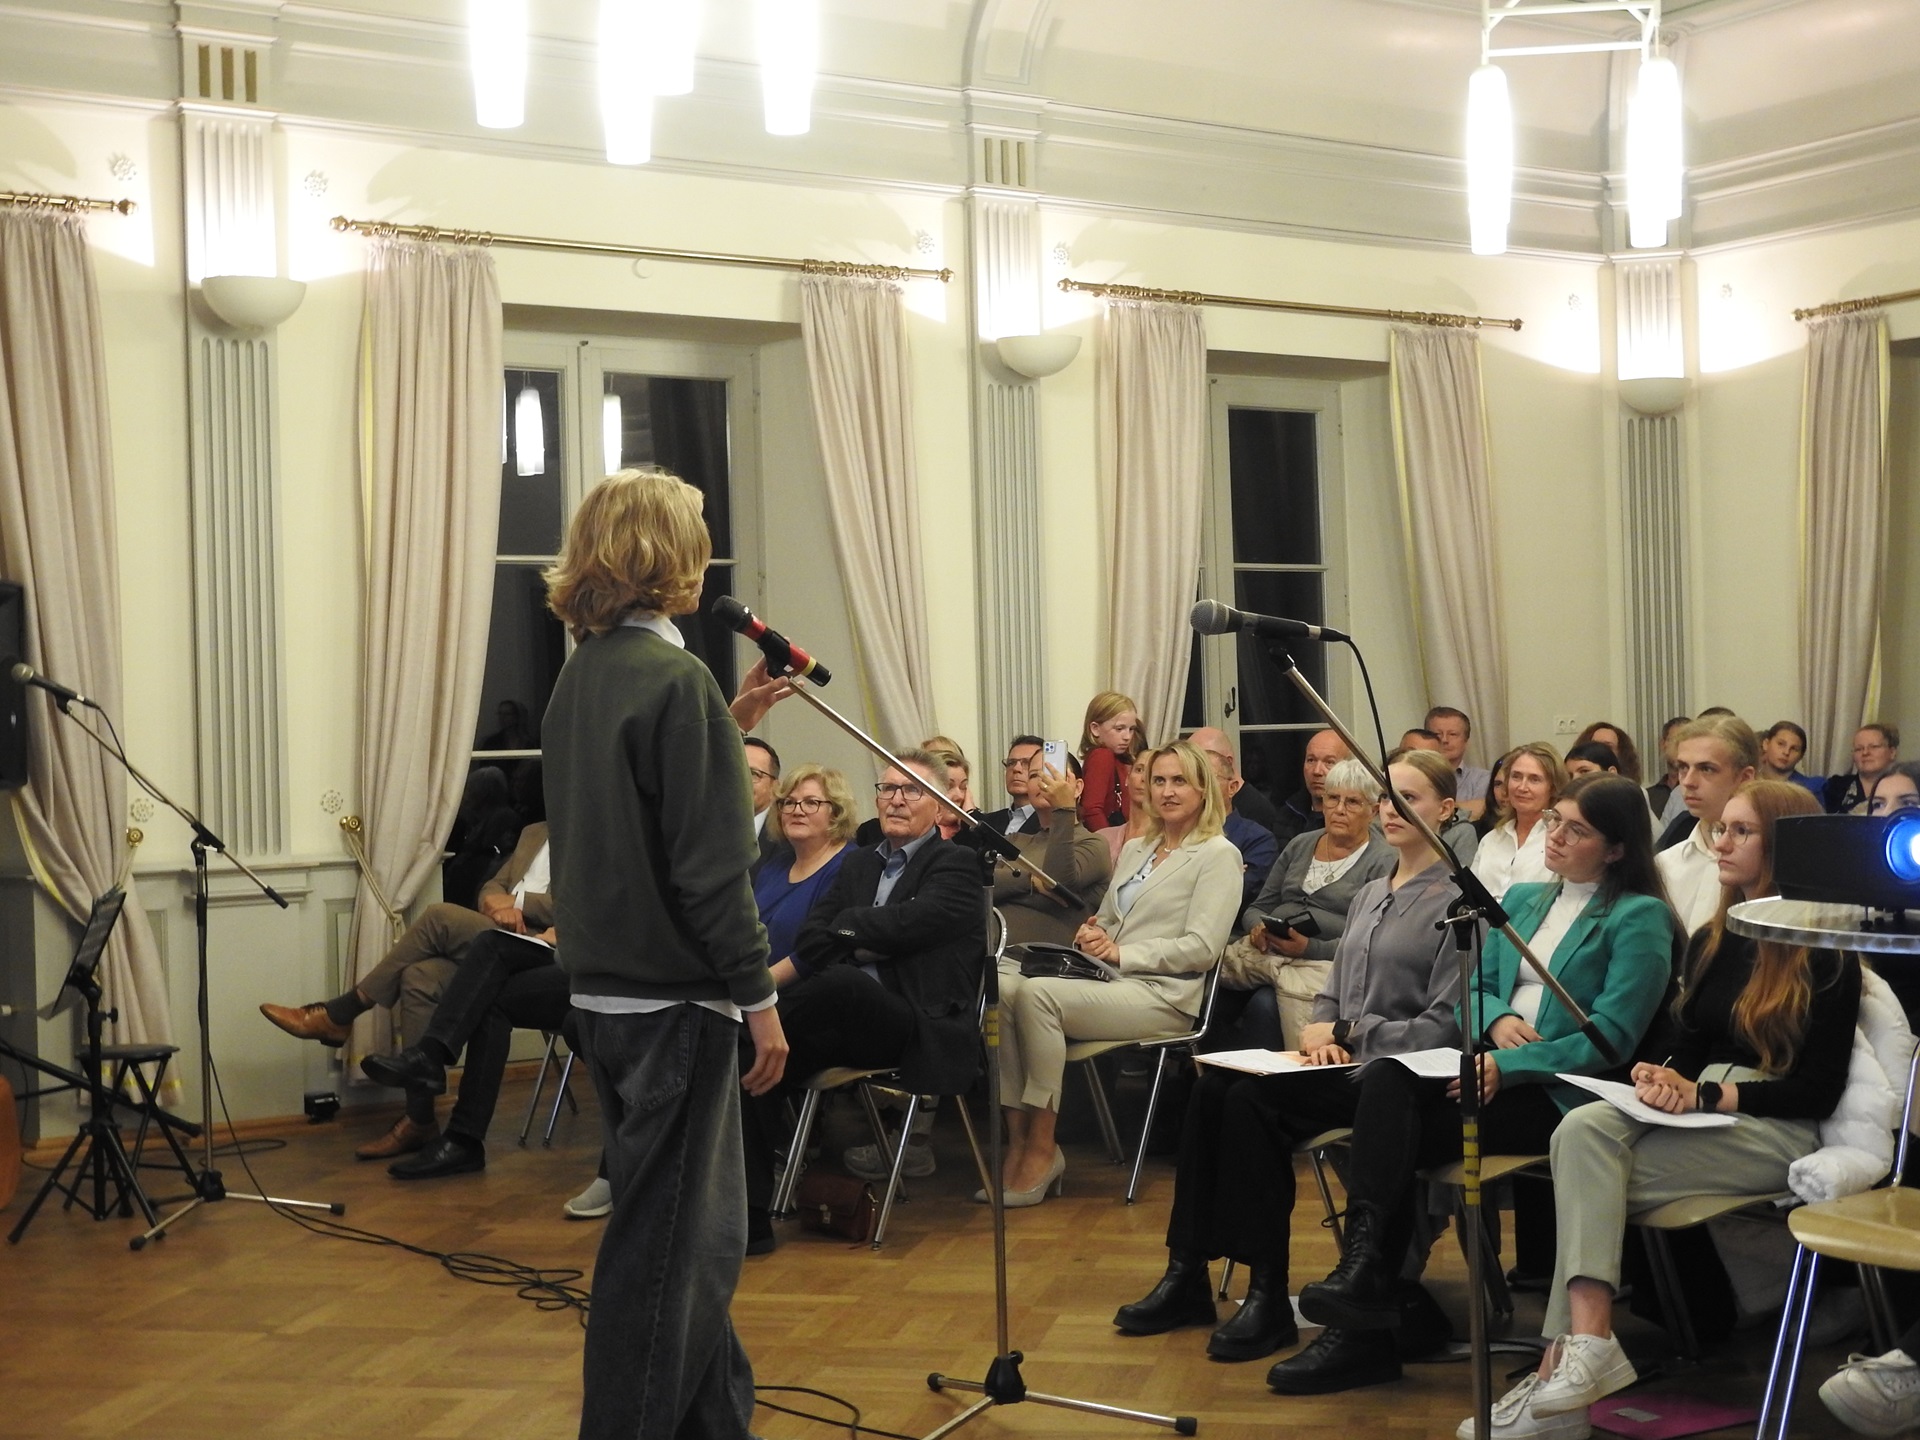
[
  {"left": 259, "top": 1001, "right": 351, "bottom": 1047},
  {"left": 355, "top": 1116, "right": 439, "bottom": 1161}
]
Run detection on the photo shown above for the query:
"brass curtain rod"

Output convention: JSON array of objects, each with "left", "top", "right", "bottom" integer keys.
[
  {"left": 0, "top": 191, "right": 136, "bottom": 215},
  {"left": 1795, "top": 285, "right": 1920, "bottom": 322},
  {"left": 1059, "top": 278, "right": 1524, "bottom": 332},
  {"left": 330, "top": 216, "right": 953, "bottom": 283}
]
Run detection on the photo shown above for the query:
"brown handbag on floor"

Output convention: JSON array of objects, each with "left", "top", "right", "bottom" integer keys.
[{"left": 790, "top": 1171, "right": 876, "bottom": 1243}]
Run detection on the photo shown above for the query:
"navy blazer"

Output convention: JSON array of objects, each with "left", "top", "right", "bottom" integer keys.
[{"left": 795, "top": 835, "right": 985, "bottom": 1092}]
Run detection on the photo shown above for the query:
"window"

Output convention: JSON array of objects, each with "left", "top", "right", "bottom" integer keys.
[
  {"left": 1188, "top": 376, "right": 1348, "bottom": 805},
  {"left": 472, "top": 335, "right": 761, "bottom": 771}
]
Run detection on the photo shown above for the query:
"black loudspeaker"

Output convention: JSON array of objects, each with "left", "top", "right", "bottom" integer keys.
[
  {"left": 0, "top": 581, "right": 25, "bottom": 790},
  {"left": 1775, "top": 813, "right": 1920, "bottom": 913}
]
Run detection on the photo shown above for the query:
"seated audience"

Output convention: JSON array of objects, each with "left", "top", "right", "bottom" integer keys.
[
  {"left": 1758, "top": 720, "right": 1824, "bottom": 799},
  {"left": 1865, "top": 762, "right": 1920, "bottom": 816},
  {"left": 1645, "top": 715, "right": 1691, "bottom": 816},
  {"left": 360, "top": 926, "right": 566, "bottom": 1179},
  {"left": 1821, "top": 1317, "right": 1920, "bottom": 1436},
  {"left": 857, "top": 734, "right": 981, "bottom": 846},
  {"left": 1078, "top": 691, "right": 1144, "bottom": 832},
  {"left": 982, "top": 735, "right": 1046, "bottom": 837},
  {"left": 1826, "top": 723, "right": 1903, "bottom": 814},
  {"left": 759, "top": 766, "right": 856, "bottom": 986},
  {"left": 442, "top": 764, "right": 524, "bottom": 909},
  {"left": 1190, "top": 727, "right": 1279, "bottom": 914},
  {"left": 1213, "top": 758, "right": 1393, "bottom": 1050},
  {"left": 1400, "top": 728, "right": 1444, "bottom": 752},
  {"left": 1186, "top": 725, "right": 1283, "bottom": 833},
  {"left": 1465, "top": 779, "right": 1857, "bottom": 1440},
  {"left": 1659, "top": 707, "right": 1741, "bottom": 827},
  {"left": 1562, "top": 740, "right": 1622, "bottom": 780},
  {"left": 923, "top": 734, "right": 977, "bottom": 809},
  {"left": 1475, "top": 752, "right": 1511, "bottom": 839},
  {"left": 1574, "top": 721, "right": 1645, "bottom": 785},
  {"left": 1284, "top": 774, "right": 1681, "bottom": 1394},
  {"left": 992, "top": 753, "right": 1112, "bottom": 948},
  {"left": 1112, "top": 751, "right": 1464, "bottom": 1368},
  {"left": 744, "top": 736, "right": 784, "bottom": 862},
  {"left": 1655, "top": 714, "right": 1759, "bottom": 933},
  {"left": 1271, "top": 728, "right": 1354, "bottom": 848},
  {"left": 1427, "top": 706, "right": 1491, "bottom": 820},
  {"left": 1389, "top": 744, "right": 1478, "bottom": 866},
  {"left": 259, "top": 821, "right": 552, "bottom": 1159},
  {"left": 1103, "top": 751, "right": 1155, "bottom": 863},
  {"left": 1472, "top": 743, "right": 1564, "bottom": 899},
  {"left": 995, "top": 741, "right": 1239, "bottom": 1204}
]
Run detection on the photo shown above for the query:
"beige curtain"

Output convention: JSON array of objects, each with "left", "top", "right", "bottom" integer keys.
[
  {"left": 0, "top": 209, "right": 170, "bottom": 1050},
  {"left": 799, "top": 273, "right": 936, "bottom": 744},
  {"left": 1799, "top": 312, "right": 1890, "bottom": 774},
  {"left": 346, "top": 237, "right": 502, "bottom": 1060},
  {"left": 1390, "top": 325, "right": 1509, "bottom": 763},
  {"left": 1101, "top": 298, "right": 1209, "bottom": 748}
]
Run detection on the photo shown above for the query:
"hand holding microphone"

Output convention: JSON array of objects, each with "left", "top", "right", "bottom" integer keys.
[{"left": 713, "top": 596, "right": 832, "bottom": 685}]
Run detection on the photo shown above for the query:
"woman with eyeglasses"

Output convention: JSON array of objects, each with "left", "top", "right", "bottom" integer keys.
[
  {"left": 758, "top": 765, "right": 857, "bottom": 988},
  {"left": 1457, "top": 778, "right": 1859, "bottom": 1440},
  {"left": 1281, "top": 775, "right": 1681, "bottom": 1396},
  {"left": 1472, "top": 742, "right": 1566, "bottom": 900}
]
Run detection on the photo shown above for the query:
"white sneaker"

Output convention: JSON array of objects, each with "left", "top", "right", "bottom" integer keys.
[
  {"left": 564, "top": 1176, "right": 612, "bottom": 1219},
  {"left": 844, "top": 1137, "right": 935, "bottom": 1181},
  {"left": 1530, "top": 1333, "right": 1638, "bottom": 1417},
  {"left": 1455, "top": 1374, "right": 1593, "bottom": 1440},
  {"left": 1820, "top": 1349, "right": 1920, "bottom": 1437}
]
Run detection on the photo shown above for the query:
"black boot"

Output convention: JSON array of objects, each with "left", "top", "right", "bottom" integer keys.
[
  {"left": 1298, "top": 1201, "right": 1399, "bottom": 1331},
  {"left": 1113, "top": 1252, "right": 1217, "bottom": 1335},
  {"left": 1393, "top": 1281, "right": 1453, "bottom": 1362},
  {"left": 1266, "top": 1327, "right": 1401, "bottom": 1395},
  {"left": 1206, "top": 1262, "right": 1300, "bottom": 1362}
]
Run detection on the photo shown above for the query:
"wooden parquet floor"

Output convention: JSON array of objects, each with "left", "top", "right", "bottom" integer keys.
[{"left": 0, "top": 1076, "right": 1869, "bottom": 1440}]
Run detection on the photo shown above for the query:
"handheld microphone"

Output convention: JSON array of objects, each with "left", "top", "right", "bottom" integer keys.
[
  {"left": 712, "top": 597, "right": 833, "bottom": 686},
  {"left": 9, "top": 661, "right": 94, "bottom": 710},
  {"left": 1189, "top": 598, "right": 1350, "bottom": 645}
]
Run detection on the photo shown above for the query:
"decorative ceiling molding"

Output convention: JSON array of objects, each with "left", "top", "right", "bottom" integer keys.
[{"left": 965, "top": 0, "right": 1055, "bottom": 89}]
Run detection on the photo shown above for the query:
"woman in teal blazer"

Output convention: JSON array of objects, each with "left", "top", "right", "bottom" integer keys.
[{"left": 1279, "top": 775, "right": 1682, "bottom": 1391}]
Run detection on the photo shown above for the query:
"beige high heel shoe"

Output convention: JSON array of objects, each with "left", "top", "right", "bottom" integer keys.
[{"left": 1002, "top": 1146, "right": 1066, "bottom": 1208}]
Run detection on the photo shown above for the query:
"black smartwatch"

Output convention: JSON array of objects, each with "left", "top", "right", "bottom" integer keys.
[
  {"left": 1331, "top": 1018, "right": 1355, "bottom": 1048},
  {"left": 1695, "top": 1080, "right": 1723, "bottom": 1114}
]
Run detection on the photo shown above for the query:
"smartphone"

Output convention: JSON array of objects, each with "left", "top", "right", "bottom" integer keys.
[{"left": 1041, "top": 739, "right": 1069, "bottom": 774}]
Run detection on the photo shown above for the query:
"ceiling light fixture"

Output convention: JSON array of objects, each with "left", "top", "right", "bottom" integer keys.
[
  {"left": 647, "top": 0, "right": 701, "bottom": 97},
  {"left": 603, "top": 393, "right": 624, "bottom": 476},
  {"left": 599, "top": 0, "right": 654, "bottom": 164},
  {"left": 515, "top": 385, "right": 545, "bottom": 477},
  {"left": 1627, "top": 54, "right": 1682, "bottom": 248},
  {"left": 1466, "top": 64, "right": 1513, "bottom": 257},
  {"left": 757, "top": 0, "right": 819, "bottom": 137},
  {"left": 469, "top": 0, "right": 528, "bottom": 130}
]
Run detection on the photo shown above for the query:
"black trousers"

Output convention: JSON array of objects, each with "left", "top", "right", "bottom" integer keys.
[
  {"left": 1166, "top": 1065, "right": 1365, "bottom": 1278},
  {"left": 1343, "top": 1058, "right": 1568, "bottom": 1277},
  {"left": 420, "top": 929, "right": 569, "bottom": 1144},
  {"left": 740, "top": 966, "right": 919, "bottom": 1209}
]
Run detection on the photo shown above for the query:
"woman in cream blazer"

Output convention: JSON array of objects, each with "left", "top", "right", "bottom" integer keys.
[{"left": 995, "top": 741, "right": 1242, "bottom": 1205}]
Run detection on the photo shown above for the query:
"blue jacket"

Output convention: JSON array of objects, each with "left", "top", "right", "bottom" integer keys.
[{"left": 1465, "top": 881, "right": 1681, "bottom": 1112}]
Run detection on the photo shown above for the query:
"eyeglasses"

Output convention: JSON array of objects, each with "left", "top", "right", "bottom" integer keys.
[
  {"left": 777, "top": 796, "right": 833, "bottom": 814},
  {"left": 1541, "top": 810, "right": 1597, "bottom": 842},
  {"left": 747, "top": 767, "right": 777, "bottom": 784},
  {"left": 1002, "top": 754, "right": 1040, "bottom": 769},
  {"left": 1704, "top": 820, "right": 1762, "bottom": 845},
  {"left": 874, "top": 782, "right": 928, "bottom": 800}
]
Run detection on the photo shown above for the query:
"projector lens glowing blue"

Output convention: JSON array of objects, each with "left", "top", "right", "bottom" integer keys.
[{"left": 1887, "top": 817, "right": 1920, "bottom": 885}]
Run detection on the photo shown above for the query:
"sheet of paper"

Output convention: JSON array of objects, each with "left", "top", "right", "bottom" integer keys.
[
  {"left": 1195, "top": 1049, "right": 1358, "bottom": 1077},
  {"left": 1558, "top": 1072, "right": 1740, "bottom": 1128},
  {"left": 1381, "top": 1047, "right": 1465, "bottom": 1079}
]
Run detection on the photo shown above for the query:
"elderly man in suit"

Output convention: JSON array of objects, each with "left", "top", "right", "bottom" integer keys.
[
  {"left": 743, "top": 748, "right": 985, "bottom": 1232},
  {"left": 258, "top": 821, "right": 552, "bottom": 1159}
]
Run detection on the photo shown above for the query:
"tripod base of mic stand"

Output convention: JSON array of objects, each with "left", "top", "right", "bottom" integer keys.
[
  {"left": 130, "top": 1167, "right": 346, "bottom": 1251},
  {"left": 926, "top": 1353, "right": 1197, "bottom": 1438}
]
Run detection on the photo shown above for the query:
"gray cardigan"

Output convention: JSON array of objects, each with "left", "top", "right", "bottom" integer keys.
[
  {"left": 1310, "top": 860, "right": 1465, "bottom": 1062},
  {"left": 1240, "top": 831, "right": 1396, "bottom": 962}
]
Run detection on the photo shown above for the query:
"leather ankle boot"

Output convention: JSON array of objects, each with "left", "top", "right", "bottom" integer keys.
[
  {"left": 1266, "top": 1327, "right": 1401, "bottom": 1395},
  {"left": 1113, "top": 1251, "right": 1217, "bottom": 1335},
  {"left": 1298, "top": 1201, "right": 1400, "bottom": 1331},
  {"left": 1206, "top": 1262, "right": 1300, "bottom": 1362}
]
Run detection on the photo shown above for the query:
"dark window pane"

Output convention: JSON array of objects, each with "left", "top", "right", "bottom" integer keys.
[
  {"left": 672, "top": 562, "right": 738, "bottom": 698},
  {"left": 1227, "top": 408, "right": 1320, "bottom": 566},
  {"left": 501, "top": 369, "right": 565, "bottom": 555},
  {"left": 1239, "top": 729, "right": 1311, "bottom": 811},
  {"left": 1179, "top": 629, "right": 1205, "bottom": 738},
  {"left": 604, "top": 374, "right": 732, "bottom": 557},
  {"left": 475, "top": 564, "right": 567, "bottom": 749},
  {"left": 1232, "top": 570, "right": 1327, "bottom": 726}
]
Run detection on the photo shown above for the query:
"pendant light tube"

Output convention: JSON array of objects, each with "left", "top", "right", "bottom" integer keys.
[
  {"left": 1466, "top": 63, "right": 1513, "bottom": 256},
  {"left": 515, "top": 385, "right": 546, "bottom": 477},
  {"left": 1627, "top": 54, "right": 1682, "bottom": 248},
  {"left": 757, "top": 0, "right": 819, "bottom": 137},
  {"left": 647, "top": 0, "right": 701, "bottom": 96},
  {"left": 602, "top": 393, "right": 624, "bottom": 477},
  {"left": 469, "top": 0, "right": 528, "bottom": 130},
  {"left": 599, "top": 0, "right": 655, "bottom": 164}
]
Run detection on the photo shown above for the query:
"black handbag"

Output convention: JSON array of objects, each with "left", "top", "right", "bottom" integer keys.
[{"left": 1012, "top": 943, "right": 1119, "bottom": 982}]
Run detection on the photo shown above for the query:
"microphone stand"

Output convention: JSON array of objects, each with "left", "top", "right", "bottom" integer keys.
[
  {"left": 32, "top": 693, "right": 344, "bottom": 1248},
  {"left": 762, "top": 668, "right": 1194, "bottom": 1436},
  {"left": 1252, "top": 640, "right": 1619, "bottom": 1440}
]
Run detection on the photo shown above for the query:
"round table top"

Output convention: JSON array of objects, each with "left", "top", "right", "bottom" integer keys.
[{"left": 1727, "top": 896, "right": 1920, "bottom": 955}]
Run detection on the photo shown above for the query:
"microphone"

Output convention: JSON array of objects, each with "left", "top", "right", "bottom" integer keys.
[
  {"left": 1189, "top": 598, "right": 1349, "bottom": 645},
  {"left": 712, "top": 597, "right": 833, "bottom": 686},
  {"left": 9, "top": 661, "right": 94, "bottom": 710}
]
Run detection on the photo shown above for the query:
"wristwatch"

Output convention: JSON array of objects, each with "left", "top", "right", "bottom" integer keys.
[
  {"left": 1331, "top": 1018, "right": 1355, "bottom": 1048},
  {"left": 1695, "top": 1080, "right": 1723, "bottom": 1114}
]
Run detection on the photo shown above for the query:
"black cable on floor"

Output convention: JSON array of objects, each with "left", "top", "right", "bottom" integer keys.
[{"left": 753, "top": 1384, "right": 921, "bottom": 1440}]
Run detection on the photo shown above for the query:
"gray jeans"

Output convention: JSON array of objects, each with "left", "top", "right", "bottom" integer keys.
[
  {"left": 1545, "top": 1063, "right": 1818, "bottom": 1335},
  {"left": 575, "top": 1005, "right": 756, "bottom": 1440}
]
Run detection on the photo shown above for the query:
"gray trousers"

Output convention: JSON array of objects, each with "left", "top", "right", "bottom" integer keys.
[
  {"left": 1545, "top": 1063, "right": 1818, "bottom": 1335},
  {"left": 357, "top": 902, "right": 492, "bottom": 1046}
]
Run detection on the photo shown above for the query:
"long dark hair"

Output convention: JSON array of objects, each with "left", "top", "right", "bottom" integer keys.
[{"left": 1560, "top": 772, "right": 1668, "bottom": 912}]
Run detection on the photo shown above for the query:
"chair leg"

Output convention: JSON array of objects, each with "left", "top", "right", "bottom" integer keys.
[
  {"left": 772, "top": 1089, "right": 823, "bottom": 1217},
  {"left": 1861, "top": 1265, "right": 1896, "bottom": 1356},
  {"left": 1757, "top": 1245, "right": 1812, "bottom": 1440},
  {"left": 1774, "top": 1253, "right": 1824, "bottom": 1440},
  {"left": 954, "top": 1095, "right": 992, "bottom": 1200},
  {"left": 1082, "top": 1058, "right": 1126, "bottom": 1164},
  {"left": 520, "top": 1031, "right": 559, "bottom": 1146},
  {"left": 872, "top": 1094, "right": 920, "bottom": 1249},
  {"left": 1219, "top": 1257, "right": 1237, "bottom": 1301},
  {"left": 1643, "top": 1229, "right": 1701, "bottom": 1362},
  {"left": 1124, "top": 1051, "right": 1171, "bottom": 1205},
  {"left": 1309, "top": 1148, "right": 1345, "bottom": 1251},
  {"left": 1457, "top": 1192, "right": 1513, "bottom": 1319},
  {"left": 542, "top": 1051, "right": 576, "bottom": 1147}
]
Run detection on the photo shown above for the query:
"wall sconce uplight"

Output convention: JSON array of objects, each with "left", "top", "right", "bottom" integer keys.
[
  {"left": 994, "top": 333, "right": 1082, "bottom": 380},
  {"left": 1617, "top": 374, "right": 1691, "bottom": 415},
  {"left": 199, "top": 275, "right": 308, "bottom": 332}
]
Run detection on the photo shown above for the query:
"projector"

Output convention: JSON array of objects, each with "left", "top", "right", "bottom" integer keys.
[{"left": 1774, "top": 814, "right": 1920, "bottom": 913}]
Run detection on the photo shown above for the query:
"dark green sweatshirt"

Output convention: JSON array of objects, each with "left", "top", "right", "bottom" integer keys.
[{"left": 543, "top": 625, "right": 774, "bottom": 1008}]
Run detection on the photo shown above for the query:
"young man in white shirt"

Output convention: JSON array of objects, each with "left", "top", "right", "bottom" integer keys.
[{"left": 1654, "top": 714, "right": 1759, "bottom": 935}]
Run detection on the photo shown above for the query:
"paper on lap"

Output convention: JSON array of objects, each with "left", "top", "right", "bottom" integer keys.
[{"left": 1558, "top": 1072, "right": 1740, "bottom": 1128}]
